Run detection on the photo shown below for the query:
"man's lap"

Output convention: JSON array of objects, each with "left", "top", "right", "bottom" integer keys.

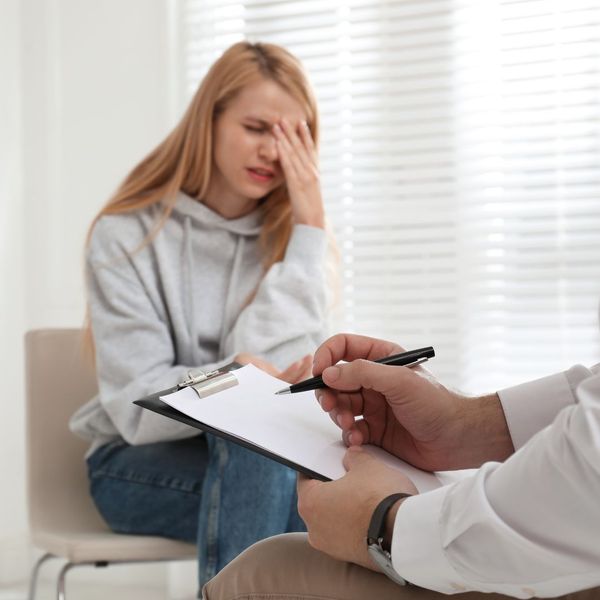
[{"left": 202, "top": 533, "right": 600, "bottom": 600}]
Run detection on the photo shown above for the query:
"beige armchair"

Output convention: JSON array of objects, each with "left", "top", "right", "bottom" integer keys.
[{"left": 25, "top": 328, "right": 196, "bottom": 600}]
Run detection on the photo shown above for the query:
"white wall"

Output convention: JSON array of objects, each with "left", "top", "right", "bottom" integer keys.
[
  {"left": 21, "top": 0, "right": 178, "bottom": 326},
  {"left": 0, "top": 0, "right": 193, "bottom": 593},
  {"left": 0, "top": 0, "right": 27, "bottom": 583}
]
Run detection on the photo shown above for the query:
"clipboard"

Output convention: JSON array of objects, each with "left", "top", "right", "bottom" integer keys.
[
  {"left": 135, "top": 363, "right": 442, "bottom": 492},
  {"left": 134, "top": 361, "right": 331, "bottom": 481}
]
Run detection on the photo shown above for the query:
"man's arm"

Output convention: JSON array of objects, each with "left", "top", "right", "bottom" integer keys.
[
  {"left": 305, "top": 333, "right": 600, "bottom": 597},
  {"left": 499, "top": 363, "right": 599, "bottom": 449},
  {"left": 298, "top": 371, "right": 600, "bottom": 597},
  {"left": 392, "top": 372, "right": 600, "bottom": 598}
]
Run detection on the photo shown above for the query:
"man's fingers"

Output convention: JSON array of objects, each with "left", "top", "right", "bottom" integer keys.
[
  {"left": 313, "top": 333, "right": 403, "bottom": 375},
  {"left": 327, "top": 406, "right": 354, "bottom": 430},
  {"left": 342, "top": 445, "right": 375, "bottom": 471},
  {"left": 341, "top": 420, "right": 369, "bottom": 447},
  {"left": 348, "top": 419, "right": 370, "bottom": 446},
  {"left": 322, "top": 359, "right": 414, "bottom": 396},
  {"left": 316, "top": 388, "right": 351, "bottom": 412}
]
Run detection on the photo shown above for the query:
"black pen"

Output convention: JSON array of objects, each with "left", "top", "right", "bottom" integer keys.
[{"left": 275, "top": 346, "right": 435, "bottom": 395}]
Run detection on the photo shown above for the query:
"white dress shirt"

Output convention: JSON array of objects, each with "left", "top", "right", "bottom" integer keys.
[{"left": 391, "top": 363, "right": 600, "bottom": 598}]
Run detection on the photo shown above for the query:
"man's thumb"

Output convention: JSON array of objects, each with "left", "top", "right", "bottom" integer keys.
[{"left": 322, "top": 359, "right": 412, "bottom": 395}]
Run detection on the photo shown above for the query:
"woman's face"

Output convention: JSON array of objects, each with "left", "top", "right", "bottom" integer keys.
[{"left": 204, "top": 77, "right": 308, "bottom": 219}]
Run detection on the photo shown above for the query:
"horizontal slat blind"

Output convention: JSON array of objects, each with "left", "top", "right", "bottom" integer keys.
[
  {"left": 453, "top": 0, "right": 600, "bottom": 390},
  {"left": 181, "top": 0, "right": 600, "bottom": 391}
]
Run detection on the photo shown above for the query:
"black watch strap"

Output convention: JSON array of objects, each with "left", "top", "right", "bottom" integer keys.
[
  {"left": 367, "top": 492, "right": 413, "bottom": 549},
  {"left": 366, "top": 492, "right": 413, "bottom": 587}
]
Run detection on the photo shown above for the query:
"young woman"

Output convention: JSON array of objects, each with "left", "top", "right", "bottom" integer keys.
[{"left": 70, "top": 41, "right": 330, "bottom": 586}]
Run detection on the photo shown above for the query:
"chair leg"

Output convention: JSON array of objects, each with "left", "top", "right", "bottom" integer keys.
[
  {"left": 55, "top": 561, "right": 107, "bottom": 600},
  {"left": 28, "top": 552, "right": 56, "bottom": 600},
  {"left": 56, "top": 562, "right": 76, "bottom": 600}
]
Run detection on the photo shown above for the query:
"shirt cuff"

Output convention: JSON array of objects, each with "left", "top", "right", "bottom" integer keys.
[
  {"left": 391, "top": 486, "right": 472, "bottom": 594},
  {"left": 498, "top": 372, "right": 576, "bottom": 450}
]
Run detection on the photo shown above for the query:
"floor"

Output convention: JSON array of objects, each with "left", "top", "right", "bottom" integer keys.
[
  {"left": 0, "top": 581, "right": 168, "bottom": 600},
  {"left": 0, "top": 559, "right": 197, "bottom": 600}
]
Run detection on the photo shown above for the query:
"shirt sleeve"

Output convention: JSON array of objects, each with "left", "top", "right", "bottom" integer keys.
[
  {"left": 391, "top": 371, "right": 600, "bottom": 598},
  {"left": 498, "top": 364, "right": 599, "bottom": 449},
  {"left": 221, "top": 224, "right": 330, "bottom": 369}
]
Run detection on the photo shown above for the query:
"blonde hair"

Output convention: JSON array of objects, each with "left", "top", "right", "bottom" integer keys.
[
  {"left": 83, "top": 41, "right": 322, "bottom": 354},
  {"left": 88, "top": 41, "right": 319, "bottom": 264}
]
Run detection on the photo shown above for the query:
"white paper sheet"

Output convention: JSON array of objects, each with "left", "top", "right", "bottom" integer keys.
[{"left": 160, "top": 364, "right": 441, "bottom": 493}]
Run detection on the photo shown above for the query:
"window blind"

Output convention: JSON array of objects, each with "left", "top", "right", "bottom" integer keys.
[
  {"left": 453, "top": 0, "right": 600, "bottom": 390},
  {"left": 179, "top": 0, "right": 600, "bottom": 392}
]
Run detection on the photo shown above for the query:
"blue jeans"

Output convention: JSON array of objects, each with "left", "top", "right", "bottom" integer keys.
[{"left": 87, "top": 434, "right": 305, "bottom": 586}]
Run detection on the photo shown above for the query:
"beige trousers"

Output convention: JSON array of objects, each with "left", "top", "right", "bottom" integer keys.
[{"left": 202, "top": 533, "right": 599, "bottom": 600}]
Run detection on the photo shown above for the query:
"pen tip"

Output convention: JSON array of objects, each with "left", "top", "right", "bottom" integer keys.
[{"left": 275, "top": 388, "right": 291, "bottom": 395}]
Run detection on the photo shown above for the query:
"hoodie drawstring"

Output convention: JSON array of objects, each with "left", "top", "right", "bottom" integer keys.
[
  {"left": 183, "top": 215, "right": 199, "bottom": 365},
  {"left": 218, "top": 235, "right": 246, "bottom": 356}
]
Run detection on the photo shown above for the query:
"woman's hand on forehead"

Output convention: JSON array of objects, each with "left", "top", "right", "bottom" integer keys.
[{"left": 273, "top": 117, "right": 324, "bottom": 229}]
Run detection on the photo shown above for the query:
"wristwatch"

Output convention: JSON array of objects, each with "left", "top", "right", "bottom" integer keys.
[{"left": 367, "top": 492, "right": 412, "bottom": 586}]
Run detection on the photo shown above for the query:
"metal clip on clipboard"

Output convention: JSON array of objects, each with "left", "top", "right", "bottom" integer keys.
[{"left": 177, "top": 365, "right": 240, "bottom": 399}]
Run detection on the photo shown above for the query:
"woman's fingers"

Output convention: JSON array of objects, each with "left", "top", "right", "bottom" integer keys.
[
  {"left": 279, "top": 354, "right": 313, "bottom": 384},
  {"left": 274, "top": 119, "right": 316, "bottom": 180},
  {"left": 298, "top": 119, "right": 318, "bottom": 164},
  {"left": 273, "top": 124, "right": 300, "bottom": 178},
  {"left": 290, "top": 354, "right": 312, "bottom": 383},
  {"left": 236, "top": 353, "right": 279, "bottom": 377},
  {"left": 273, "top": 124, "right": 299, "bottom": 180},
  {"left": 280, "top": 119, "right": 313, "bottom": 165},
  {"left": 274, "top": 117, "right": 324, "bottom": 228},
  {"left": 279, "top": 360, "right": 300, "bottom": 383}
]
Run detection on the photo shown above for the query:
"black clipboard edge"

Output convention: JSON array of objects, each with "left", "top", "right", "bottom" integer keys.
[{"left": 134, "top": 395, "right": 331, "bottom": 482}]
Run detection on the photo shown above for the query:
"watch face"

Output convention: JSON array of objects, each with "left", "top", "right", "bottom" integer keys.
[{"left": 367, "top": 544, "right": 407, "bottom": 587}]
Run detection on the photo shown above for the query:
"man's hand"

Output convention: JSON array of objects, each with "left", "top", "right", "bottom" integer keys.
[
  {"left": 312, "top": 333, "right": 514, "bottom": 471},
  {"left": 297, "top": 446, "right": 418, "bottom": 571}
]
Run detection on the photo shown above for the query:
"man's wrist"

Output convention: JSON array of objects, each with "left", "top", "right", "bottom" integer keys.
[
  {"left": 458, "top": 393, "right": 514, "bottom": 467},
  {"left": 475, "top": 393, "right": 514, "bottom": 461}
]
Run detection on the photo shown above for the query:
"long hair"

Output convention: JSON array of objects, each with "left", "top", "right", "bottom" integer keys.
[
  {"left": 87, "top": 41, "right": 319, "bottom": 263},
  {"left": 83, "top": 41, "right": 322, "bottom": 354}
]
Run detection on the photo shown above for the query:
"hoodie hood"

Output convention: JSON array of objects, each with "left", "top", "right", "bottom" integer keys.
[{"left": 172, "top": 191, "right": 264, "bottom": 237}]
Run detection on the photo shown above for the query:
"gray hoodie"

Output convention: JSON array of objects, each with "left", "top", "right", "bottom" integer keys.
[{"left": 70, "top": 192, "right": 329, "bottom": 455}]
